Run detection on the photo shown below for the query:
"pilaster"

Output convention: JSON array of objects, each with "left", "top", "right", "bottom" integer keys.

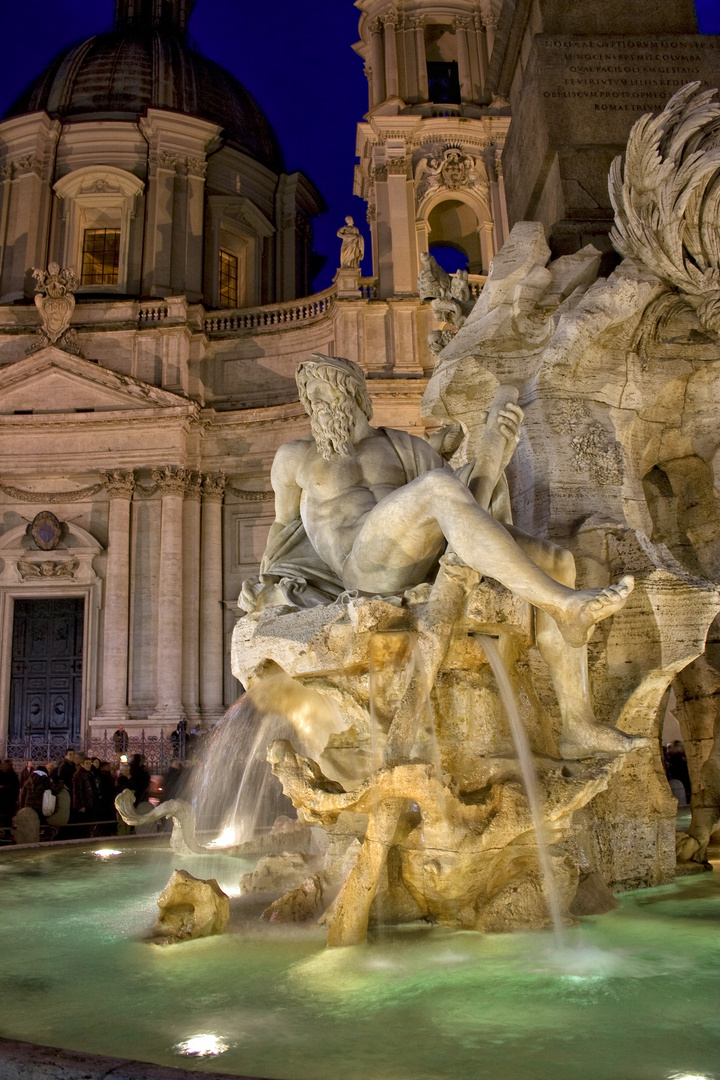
[
  {"left": 181, "top": 471, "right": 202, "bottom": 723},
  {"left": 149, "top": 466, "right": 187, "bottom": 724},
  {"left": 200, "top": 473, "right": 226, "bottom": 725},
  {"left": 382, "top": 11, "right": 400, "bottom": 101},
  {"left": 94, "top": 469, "right": 135, "bottom": 724},
  {"left": 369, "top": 19, "right": 386, "bottom": 107},
  {"left": 142, "top": 149, "right": 177, "bottom": 296},
  {"left": 454, "top": 17, "right": 473, "bottom": 103},
  {"left": 0, "top": 114, "right": 61, "bottom": 303},
  {"left": 139, "top": 111, "right": 221, "bottom": 299}
]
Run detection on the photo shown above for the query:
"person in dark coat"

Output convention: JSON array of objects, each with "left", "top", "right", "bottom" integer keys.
[
  {"left": 112, "top": 726, "right": 129, "bottom": 756},
  {"left": 19, "top": 766, "right": 52, "bottom": 818},
  {"left": 93, "top": 761, "right": 118, "bottom": 835},
  {"left": 0, "top": 759, "right": 20, "bottom": 825},
  {"left": 159, "top": 760, "right": 184, "bottom": 803},
  {"left": 128, "top": 754, "right": 151, "bottom": 806},
  {"left": 71, "top": 756, "right": 96, "bottom": 834},
  {"left": 51, "top": 750, "right": 77, "bottom": 791}
]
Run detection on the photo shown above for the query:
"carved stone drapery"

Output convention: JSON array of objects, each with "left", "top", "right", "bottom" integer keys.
[
  {"left": 0, "top": 480, "right": 104, "bottom": 503},
  {"left": 226, "top": 483, "right": 273, "bottom": 502}
]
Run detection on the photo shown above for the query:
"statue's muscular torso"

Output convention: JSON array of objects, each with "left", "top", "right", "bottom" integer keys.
[{"left": 271, "top": 427, "right": 443, "bottom": 579}]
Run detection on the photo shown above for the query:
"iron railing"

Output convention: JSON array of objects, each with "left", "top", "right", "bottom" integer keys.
[{"left": 1, "top": 728, "right": 186, "bottom": 773}]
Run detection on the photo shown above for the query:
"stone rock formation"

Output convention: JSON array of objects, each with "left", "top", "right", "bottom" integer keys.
[
  {"left": 262, "top": 875, "right": 324, "bottom": 923},
  {"left": 151, "top": 869, "right": 229, "bottom": 945},
  {"left": 240, "top": 851, "right": 312, "bottom": 894}
]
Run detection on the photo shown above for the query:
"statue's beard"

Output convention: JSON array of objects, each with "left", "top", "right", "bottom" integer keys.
[{"left": 310, "top": 401, "right": 355, "bottom": 460}]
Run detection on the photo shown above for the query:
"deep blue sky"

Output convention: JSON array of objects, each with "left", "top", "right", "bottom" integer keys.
[{"left": 0, "top": 1, "right": 718, "bottom": 293}]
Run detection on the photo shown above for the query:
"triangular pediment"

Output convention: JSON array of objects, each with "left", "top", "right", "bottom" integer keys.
[{"left": 0, "top": 347, "right": 195, "bottom": 415}]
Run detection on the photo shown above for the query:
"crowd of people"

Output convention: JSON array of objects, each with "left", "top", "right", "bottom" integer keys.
[{"left": 0, "top": 750, "right": 178, "bottom": 842}]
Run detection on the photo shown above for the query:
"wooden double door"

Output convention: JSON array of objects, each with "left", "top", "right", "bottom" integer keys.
[{"left": 9, "top": 598, "right": 84, "bottom": 745}]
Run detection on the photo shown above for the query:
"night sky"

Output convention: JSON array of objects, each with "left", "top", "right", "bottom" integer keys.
[{"left": 0, "top": 0, "right": 718, "bottom": 293}]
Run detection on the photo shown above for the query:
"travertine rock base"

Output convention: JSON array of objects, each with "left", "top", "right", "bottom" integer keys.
[{"left": 152, "top": 869, "right": 229, "bottom": 944}]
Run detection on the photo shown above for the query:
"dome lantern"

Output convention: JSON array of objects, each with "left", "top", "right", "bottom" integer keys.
[{"left": 114, "top": 0, "right": 196, "bottom": 34}]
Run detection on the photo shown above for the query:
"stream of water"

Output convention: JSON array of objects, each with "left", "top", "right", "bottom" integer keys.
[{"left": 475, "top": 633, "right": 568, "bottom": 948}]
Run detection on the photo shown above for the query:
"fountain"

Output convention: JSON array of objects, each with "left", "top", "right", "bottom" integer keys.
[{"left": 1, "top": 85, "right": 719, "bottom": 1080}]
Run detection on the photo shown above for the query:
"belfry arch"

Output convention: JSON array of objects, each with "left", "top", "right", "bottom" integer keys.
[{"left": 416, "top": 186, "right": 494, "bottom": 276}]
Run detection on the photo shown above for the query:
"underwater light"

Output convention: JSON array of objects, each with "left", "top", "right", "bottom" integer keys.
[
  {"left": 92, "top": 849, "right": 122, "bottom": 858},
  {"left": 207, "top": 826, "right": 238, "bottom": 848},
  {"left": 667, "top": 1074, "right": 715, "bottom": 1079},
  {"left": 667, "top": 1073, "right": 715, "bottom": 1079},
  {"left": 174, "top": 1034, "right": 229, "bottom": 1057}
]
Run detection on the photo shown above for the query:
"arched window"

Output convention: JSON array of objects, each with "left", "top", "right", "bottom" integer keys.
[
  {"left": 53, "top": 167, "right": 144, "bottom": 294},
  {"left": 427, "top": 199, "right": 483, "bottom": 274}
]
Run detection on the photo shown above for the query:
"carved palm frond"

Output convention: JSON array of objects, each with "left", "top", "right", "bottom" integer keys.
[{"left": 609, "top": 82, "right": 720, "bottom": 332}]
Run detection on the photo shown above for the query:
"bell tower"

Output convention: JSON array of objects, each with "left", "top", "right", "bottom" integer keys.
[
  {"left": 353, "top": 0, "right": 510, "bottom": 299},
  {"left": 114, "top": 0, "right": 195, "bottom": 33}
]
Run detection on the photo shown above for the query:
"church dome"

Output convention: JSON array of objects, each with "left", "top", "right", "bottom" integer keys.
[{"left": 4, "top": 25, "right": 284, "bottom": 173}]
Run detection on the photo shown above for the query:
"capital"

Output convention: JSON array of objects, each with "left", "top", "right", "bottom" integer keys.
[
  {"left": 152, "top": 465, "right": 188, "bottom": 495},
  {"left": 102, "top": 469, "right": 135, "bottom": 499},
  {"left": 184, "top": 471, "right": 203, "bottom": 501},
  {"left": 202, "top": 473, "right": 226, "bottom": 502}
]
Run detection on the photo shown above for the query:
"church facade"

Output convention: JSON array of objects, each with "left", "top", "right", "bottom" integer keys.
[{"left": 0, "top": 0, "right": 710, "bottom": 759}]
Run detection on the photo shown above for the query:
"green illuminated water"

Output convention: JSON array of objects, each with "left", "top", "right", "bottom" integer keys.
[{"left": 0, "top": 842, "right": 718, "bottom": 1080}]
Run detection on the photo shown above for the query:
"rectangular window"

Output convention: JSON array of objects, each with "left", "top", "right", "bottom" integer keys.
[
  {"left": 427, "top": 61, "right": 461, "bottom": 104},
  {"left": 219, "top": 249, "right": 239, "bottom": 308},
  {"left": 81, "top": 228, "right": 121, "bottom": 286}
]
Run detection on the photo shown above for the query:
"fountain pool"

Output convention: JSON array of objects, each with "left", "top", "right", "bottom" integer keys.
[{"left": 0, "top": 838, "right": 718, "bottom": 1080}]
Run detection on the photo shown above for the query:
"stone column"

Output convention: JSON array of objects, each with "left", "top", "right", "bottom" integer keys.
[
  {"left": 483, "top": 12, "right": 498, "bottom": 59},
  {"left": 95, "top": 470, "right": 135, "bottom": 723},
  {"left": 181, "top": 472, "right": 202, "bottom": 722},
  {"left": 383, "top": 11, "right": 400, "bottom": 100},
  {"left": 150, "top": 466, "right": 187, "bottom": 724},
  {"left": 200, "top": 473, "right": 226, "bottom": 725},
  {"left": 414, "top": 17, "right": 429, "bottom": 101},
  {"left": 455, "top": 17, "right": 473, "bottom": 103},
  {"left": 472, "top": 12, "right": 488, "bottom": 97},
  {"left": 486, "top": 146, "right": 509, "bottom": 251},
  {"left": 364, "top": 64, "right": 375, "bottom": 113},
  {"left": 369, "top": 19, "right": 386, "bottom": 106},
  {"left": 479, "top": 220, "right": 496, "bottom": 273},
  {"left": 403, "top": 19, "right": 419, "bottom": 102}
]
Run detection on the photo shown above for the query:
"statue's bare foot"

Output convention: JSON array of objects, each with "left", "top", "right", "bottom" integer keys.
[
  {"left": 559, "top": 720, "right": 650, "bottom": 760},
  {"left": 555, "top": 575, "right": 634, "bottom": 648}
]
